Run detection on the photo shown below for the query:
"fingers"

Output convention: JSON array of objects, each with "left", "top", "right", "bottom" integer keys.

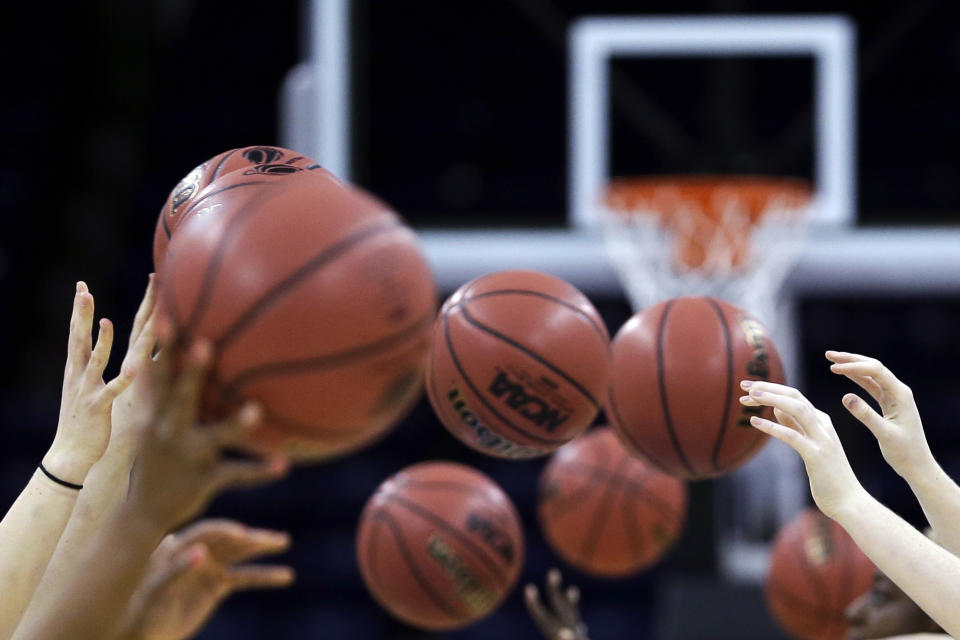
[
  {"left": 128, "top": 274, "right": 157, "bottom": 348},
  {"left": 739, "top": 387, "right": 814, "bottom": 432},
  {"left": 210, "top": 456, "right": 289, "bottom": 494},
  {"left": 165, "top": 341, "right": 212, "bottom": 436},
  {"left": 826, "top": 352, "right": 905, "bottom": 394},
  {"left": 174, "top": 519, "right": 291, "bottom": 564},
  {"left": 124, "top": 311, "right": 158, "bottom": 372},
  {"left": 226, "top": 564, "right": 295, "bottom": 591},
  {"left": 842, "top": 393, "right": 888, "bottom": 438},
  {"left": 749, "top": 416, "right": 810, "bottom": 456},
  {"left": 207, "top": 403, "right": 262, "bottom": 448},
  {"left": 66, "top": 282, "right": 95, "bottom": 375},
  {"left": 546, "top": 569, "right": 578, "bottom": 629},
  {"left": 83, "top": 318, "right": 115, "bottom": 391},
  {"left": 773, "top": 407, "right": 804, "bottom": 432},
  {"left": 524, "top": 584, "right": 556, "bottom": 639}
]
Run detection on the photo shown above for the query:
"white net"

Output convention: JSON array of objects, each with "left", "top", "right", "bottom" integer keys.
[{"left": 601, "top": 178, "right": 813, "bottom": 328}]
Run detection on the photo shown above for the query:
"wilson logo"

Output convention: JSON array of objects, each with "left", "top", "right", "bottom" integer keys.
[
  {"left": 488, "top": 371, "right": 569, "bottom": 432},
  {"left": 445, "top": 387, "right": 542, "bottom": 458},
  {"left": 466, "top": 512, "right": 515, "bottom": 564}
]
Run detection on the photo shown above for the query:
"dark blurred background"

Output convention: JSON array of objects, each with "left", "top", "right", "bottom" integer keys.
[{"left": 1, "top": 0, "right": 959, "bottom": 638}]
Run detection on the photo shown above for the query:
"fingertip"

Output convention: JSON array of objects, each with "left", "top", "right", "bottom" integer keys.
[
  {"left": 268, "top": 456, "right": 291, "bottom": 476},
  {"left": 547, "top": 568, "right": 561, "bottom": 586},
  {"left": 739, "top": 379, "right": 753, "bottom": 390},
  {"left": 240, "top": 403, "right": 263, "bottom": 427},
  {"left": 842, "top": 393, "right": 859, "bottom": 407},
  {"left": 738, "top": 395, "right": 751, "bottom": 405},
  {"left": 750, "top": 415, "right": 764, "bottom": 426},
  {"left": 76, "top": 281, "right": 88, "bottom": 294},
  {"left": 524, "top": 584, "right": 537, "bottom": 601},
  {"left": 191, "top": 339, "right": 212, "bottom": 364},
  {"left": 279, "top": 567, "right": 296, "bottom": 585}
]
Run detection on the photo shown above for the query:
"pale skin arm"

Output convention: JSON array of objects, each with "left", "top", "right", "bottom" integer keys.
[
  {"left": 36, "top": 277, "right": 159, "bottom": 599},
  {"left": 826, "top": 351, "right": 960, "bottom": 558},
  {"left": 740, "top": 380, "right": 960, "bottom": 639},
  {"left": 879, "top": 634, "right": 953, "bottom": 639},
  {"left": 0, "top": 282, "right": 133, "bottom": 638},
  {"left": 12, "top": 339, "right": 289, "bottom": 640}
]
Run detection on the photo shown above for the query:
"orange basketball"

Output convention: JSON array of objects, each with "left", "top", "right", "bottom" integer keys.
[
  {"left": 356, "top": 461, "right": 524, "bottom": 630},
  {"left": 765, "top": 508, "right": 875, "bottom": 640},
  {"left": 426, "top": 270, "right": 611, "bottom": 459},
  {"left": 160, "top": 167, "right": 436, "bottom": 460},
  {"left": 539, "top": 427, "right": 687, "bottom": 577},
  {"left": 607, "top": 296, "right": 784, "bottom": 479},
  {"left": 153, "top": 145, "right": 321, "bottom": 270}
]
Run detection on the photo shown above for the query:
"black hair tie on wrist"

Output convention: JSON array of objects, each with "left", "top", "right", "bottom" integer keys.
[{"left": 39, "top": 463, "right": 83, "bottom": 490}]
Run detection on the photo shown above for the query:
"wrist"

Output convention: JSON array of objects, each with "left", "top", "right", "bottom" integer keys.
[
  {"left": 900, "top": 451, "right": 941, "bottom": 487},
  {"left": 828, "top": 485, "right": 875, "bottom": 528},
  {"left": 42, "top": 445, "right": 94, "bottom": 487}
]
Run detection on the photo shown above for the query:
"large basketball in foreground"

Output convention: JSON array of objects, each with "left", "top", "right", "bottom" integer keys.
[
  {"left": 426, "top": 270, "right": 611, "bottom": 459},
  {"left": 607, "top": 296, "right": 784, "bottom": 479},
  {"left": 153, "top": 145, "right": 320, "bottom": 270},
  {"left": 161, "top": 168, "right": 435, "bottom": 460},
  {"left": 539, "top": 427, "right": 687, "bottom": 577},
  {"left": 765, "top": 508, "right": 874, "bottom": 640},
  {"left": 356, "top": 462, "right": 524, "bottom": 630}
]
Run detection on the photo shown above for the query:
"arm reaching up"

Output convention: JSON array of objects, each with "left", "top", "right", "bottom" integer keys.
[
  {"left": 0, "top": 282, "right": 133, "bottom": 637},
  {"left": 826, "top": 351, "right": 960, "bottom": 558},
  {"left": 740, "top": 380, "right": 960, "bottom": 639},
  {"left": 12, "top": 337, "right": 289, "bottom": 640},
  {"left": 525, "top": 569, "right": 589, "bottom": 640}
]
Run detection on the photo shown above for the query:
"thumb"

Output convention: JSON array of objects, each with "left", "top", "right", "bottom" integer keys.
[{"left": 842, "top": 393, "right": 887, "bottom": 438}]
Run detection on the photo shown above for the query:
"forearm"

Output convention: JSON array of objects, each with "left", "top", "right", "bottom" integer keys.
[
  {"left": 836, "top": 492, "right": 960, "bottom": 638},
  {"left": 12, "top": 502, "right": 165, "bottom": 640},
  {"left": 40, "top": 439, "right": 137, "bottom": 592},
  {"left": 0, "top": 469, "right": 81, "bottom": 637},
  {"left": 903, "top": 457, "right": 960, "bottom": 557}
]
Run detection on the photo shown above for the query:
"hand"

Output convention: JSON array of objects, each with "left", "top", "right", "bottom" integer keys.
[
  {"left": 118, "top": 519, "right": 294, "bottom": 640},
  {"left": 524, "top": 569, "right": 589, "bottom": 640},
  {"left": 127, "top": 336, "right": 289, "bottom": 531},
  {"left": 825, "top": 351, "right": 933, "bottom": 480},
  {"left": 111, "top": 275, "right": 161, "bottom": 452},
  {"left": 45, "top": 282, "right": 137, "bottom": 485},
  {"left": 739, "top": 380, "right": 866, "bottom": 520}
]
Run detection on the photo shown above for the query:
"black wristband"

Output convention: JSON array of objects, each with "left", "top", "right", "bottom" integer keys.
[{"left": 38, "top": 463, "right": 83, "bottom": 490}]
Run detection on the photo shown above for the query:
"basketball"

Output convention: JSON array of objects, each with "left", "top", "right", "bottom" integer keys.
[
  {"left": 153, "top": 145, "right": 321, "bottom": 270},
  {"left": 356, "top": 461, "right": 524, "bottom": 630},
  {"left": 425, "top": 270, "right": 611, "bottom": 459},
  {"left": 607, "top": 296, "right": 784, "bottom": 479},
  {"left": 160, "top": 167, "right": 436, "bottom": 460},
  {"left": 765, "top": 508, "right": 874, "bottom": 640},
  {"left": 538, "top": 427, "right": 687, "bottom": 577}
]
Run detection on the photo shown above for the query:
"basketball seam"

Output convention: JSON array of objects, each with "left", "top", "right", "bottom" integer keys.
[
  {"left": 656, "top": 300, "right": 698, "bottom": 476},
  {"left": 182, "top": 185, "right": 280, "bottom": 337},
  {"left": 606, "top": 389, "right": 672, "bottom": 472},
  {"left": 794, "top": 526, "right": 835, "bottom": 637},
  {"left": 540, "top": 472, "right": 608, "bottom": 522},
  {"left": 458, "top": 303, "right": 599, "bottom": 410},
  {"left": 577, "top": 454, "right": 633, "bottom": 565},
  {"left": 211, "top": 148, "right": 240, "bottom": 180},
  {"left": 213, "top": 220, "right": 404, "bottom": 350},
  {"left": 161, "top": 209, "right": 172, "bottom": 239},
  {"left": 621, "top": 479, "right": 645, "bottom": 568},
  {"left": 370, "top": 509, "right": 464, "bottom": 622},
  {"left": 707, "top": 297, "right": 736, "bottom": 471},
  {"left": 220, "top": 310, "right": 433, "bottom": 390},
  {"left": 442, "top": 312, "right": 561, "bottom": 446},
  {"left": 179, "top": 180, "right": 268, "bottom": 224},
  {"left": 454, "top": 289, "right": 608, "bottom": 342},
  {"left": 395, "top": 478, "right": 517, "bottom": 527},
  {"left": 383, "top": 493, "right": 511, "bottom": 587},
  {"left": 559, "top": 462, "right": 681, "bottom": 523}
]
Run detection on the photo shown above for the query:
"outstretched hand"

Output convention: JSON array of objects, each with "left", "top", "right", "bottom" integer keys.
[
  {"left": 525, "top": 569, "right": 589, "bottom": 640},
  {"left": 127, "top": 334, "right": 289, "bottom": 532},
  {"left": 118, "top": 519, "right": 294, "bottom": 640},
  {"left": 46, "top": 282, "right": 137, "bottom": 485},
  {"left": 825, "top": 351, "right": 933, "bottom": 479},
  {"left": 739, "top": 380, "right": 866, "bottom": 520}
]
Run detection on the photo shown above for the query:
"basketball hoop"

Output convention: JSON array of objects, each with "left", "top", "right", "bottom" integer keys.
[{"left": 602, "top": 176, "right": 813, "bottom": 326}]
